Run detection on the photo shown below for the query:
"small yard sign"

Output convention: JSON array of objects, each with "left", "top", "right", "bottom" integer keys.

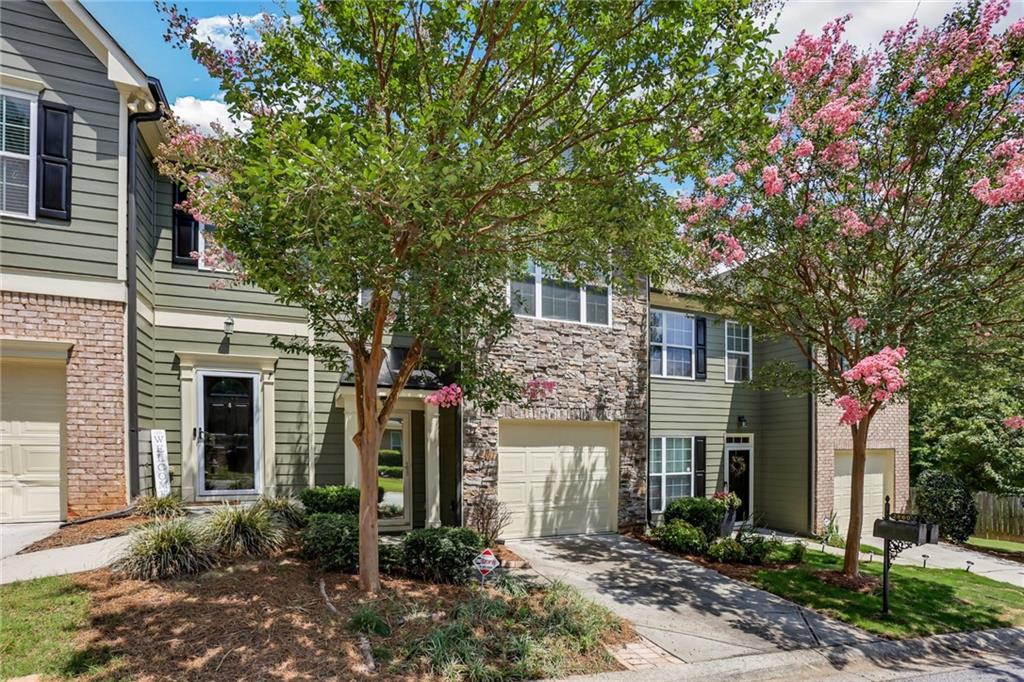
[
  {"left": 473, "top": 549, "right": 500, "bottom": 584},
  {"left": 150, "top": 429, "right": 171, "bottom": 498}
]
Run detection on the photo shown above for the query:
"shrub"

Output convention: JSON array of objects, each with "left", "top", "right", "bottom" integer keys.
[
  {"left": 134, "top": 494, "right": 186, "bottom": 518},
  {"left": 253, "top": 493, "right": 306, "bottom": 530},
  {"left": 651, "top": 520, "right": 707, "bottom": 554},
  {"left": 712, "top": 490, "right": 742, "bottom": 511},
  {"left": 379, "top": 541, "right": 405, "bottom": 575},
  {"left": 378, "top": 450, "right": 402, "bottom": 467},
  {"left": 349, "top": 605, "right": 391, "bottom": 636},
  {"left": 821, "top": 511, "right": 846, "bottom": 548},
  {"left": 789, "top": 541, "right": 807, "bottom": 563},
  {"left": 115, "top": 518, "right": 217, "bottom": 580},
  {"left": 402, "top": 526, "right": 483, "bottom": 584},
  {"left": 914, "top": 470, "right": 978, "bottom": 543},
  {"left": 467, "top": 494, "right": 513, "bottom": 546},
  {"left": 377, "top": 465, "right": 404, "bottom": 479},
  {"left": 707, "top": 538, "right": 746, "bottom": 563},
  {"left": 298, "top": 485, "right": 361, "bottom": 515},
  {"left": 664, "top": 497, "right": 725, "bottom": 541},
  {"left": 205, "top": 504, "right": 285, "bottom": 557},
  {"left": 299, "top": 512, "right": 360, "bottom": 572}
]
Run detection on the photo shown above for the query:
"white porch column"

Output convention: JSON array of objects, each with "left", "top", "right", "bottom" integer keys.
[
  {"left": 343, "top": 392, "right": 360, "bottom": 487},
  {"left": 425, "top": 403, "right": 441, "bottom": 527}
]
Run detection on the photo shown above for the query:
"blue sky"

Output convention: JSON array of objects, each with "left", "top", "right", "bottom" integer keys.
[{"left": 83, "top": 0, "right": 1021, "bottom": 142}]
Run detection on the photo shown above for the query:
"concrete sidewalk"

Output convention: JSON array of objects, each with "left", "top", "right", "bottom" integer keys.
[
  {"left": 509, "top": 534, "right": 874, "bottom": 665},
  {"left": 0, "top": 534, "right": 130, "bottom": 585},
  {"left": 557, "top": 626, "right": 1024, "bottom": 681},
  {"left": 1, "top": 522, "right": 61, "bottom": 558}
]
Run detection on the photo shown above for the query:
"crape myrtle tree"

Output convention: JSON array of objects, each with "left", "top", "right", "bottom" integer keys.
[
  {"left": 678, "top": 0, "right": 1024, "bottom": 576},
  {"left": 157, "top": 0, "right": 777, "bottom": 592}
]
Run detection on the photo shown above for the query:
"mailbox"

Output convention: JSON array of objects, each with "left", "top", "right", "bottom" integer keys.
[
  {"left": 874, "top": 496, "right": 940, "bottom": 615},
  {"left": 873, "top": 518, "right": 929, "bottom": 545}
]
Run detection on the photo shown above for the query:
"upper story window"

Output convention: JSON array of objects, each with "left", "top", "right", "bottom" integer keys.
[
  {"left": 0, "top": 91, "right": 36, "bottom": 219},
  {"left": 510, "top": 259, "right": 611, "bottom": 326},
  {"left": 650, "top": 310, "right": 694, "bottom": 378},
  {"left": 725, "top": 321, "right": 752, "bottom": 382},
  {"left": 173, "top": 185, "right": 201, "bottom": 266}
]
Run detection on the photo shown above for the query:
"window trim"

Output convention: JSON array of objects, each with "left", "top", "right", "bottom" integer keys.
[
  {"left": 648, "top": 435, "right": 696, "bottom": 514},
  {"left": 0, "top": 87, "right": 38, "bottom": 221},
  {"left": 650, "top": 309, "right": 695, "bottom": 380},
  {"left": 724, "top": 434, "right": 754, "bottom": 520},
  {"left": 509, "top": 262, "right": 613, "bottom": 327},
  {"left": 724, "top": 321, "right": 753, "bottom": 384}
]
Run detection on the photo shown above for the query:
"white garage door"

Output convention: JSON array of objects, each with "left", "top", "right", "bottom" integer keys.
[
  {"left": 497, "top": 420, "right": 618, "bottom": 539},
  {"left": 833, "top": 449, "right": 894, "bottom": 534},
  {"left": 0, "top": 359, "right": 65, "bottom": 522}
]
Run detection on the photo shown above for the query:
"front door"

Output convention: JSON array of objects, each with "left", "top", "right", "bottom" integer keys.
[
  {"left": 198, "top": 371, "right": 259, "bottom": 495},
  {"left": 728, "top": 448, "right": 752, "bottom": 522}
]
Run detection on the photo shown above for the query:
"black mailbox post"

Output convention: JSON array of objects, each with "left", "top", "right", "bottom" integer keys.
[{"left": 872, "top": 496, "right": 939, "bottom": 614}]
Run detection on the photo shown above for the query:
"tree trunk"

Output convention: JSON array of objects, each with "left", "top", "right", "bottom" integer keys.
[
  {"left": 842, "top": 416, "right": 872, "bottom": 577},
  {"left": 355, "top": 360, "right": 382, "bottom": 593}
]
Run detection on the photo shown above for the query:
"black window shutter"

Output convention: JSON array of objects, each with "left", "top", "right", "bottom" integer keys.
[
  {"left": 37, "top": 102, "right": 73, "bottom": 220},
  {"left": 172, "top": 185, "right": 199, "bottom": 265},
  {"left": 695, "top": 317, "right": 707, "bottom": 379},
  {"left": 693, "top": 436, "right": 707, "bottom": 497}
]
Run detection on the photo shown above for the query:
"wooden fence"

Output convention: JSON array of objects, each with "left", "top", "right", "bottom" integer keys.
[{"left": 909, "top": 488, "right": 1024, "bottom": 540}]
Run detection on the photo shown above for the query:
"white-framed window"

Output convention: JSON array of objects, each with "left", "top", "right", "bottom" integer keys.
[
  {"left": 649, "top": 436, "right": 694, "bottom": 513},
  {"left": 650, "top": 309, "right": 694, "bottom": 378},
  {"left": 0, "top": 89, "right": 37, "bottom": 220},
  {"left": 725, "top": 321, "right": 752, "bottom": 382},
  {"left": 510, "top": 259, "right": 611, "bottom": 326}
]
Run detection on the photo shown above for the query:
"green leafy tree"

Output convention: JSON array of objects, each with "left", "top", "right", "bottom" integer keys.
[
  {"left": 157, "top": 0, "right": 776, "bottom": 591},
  {"left": 678, "top": 2, "right": 1024, "bottom": 575}
]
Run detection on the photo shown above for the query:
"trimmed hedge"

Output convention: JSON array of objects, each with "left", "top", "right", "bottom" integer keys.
[
  {"left": 378, "top": 450, "right": 403, "bottom": 467},
  {"left": 664, "top": 497, "right": 726, "bottom": 542},
  {"left": 915, "top": 470, "right": 978, "bottom": 543},
  {"left": 299, "top": 512, "right": 360, "bottom": 572},
  {"left": 403, "top": 527, "right": 484, "bottom": 584},
  {"left": 378, "top": 465, "right": 404, "bottom": 479},
  {"left": 707, "top": 538, "right": 746, "bottom": 563},
  {"left": 298, "top": 485, "right": 360, "bottom": 515},
  {"left": 652, "top": 519, "right": 707, "bottom": 554}
]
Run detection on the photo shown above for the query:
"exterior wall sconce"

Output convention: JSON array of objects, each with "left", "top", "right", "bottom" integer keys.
[
  {"left": 224, "top": 316, "right": 235, "bottom": 336},
  {"left": 737, "top": 415, "right": 748, "bottom": 429}
]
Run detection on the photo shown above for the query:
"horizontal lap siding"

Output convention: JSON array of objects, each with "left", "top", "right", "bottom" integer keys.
[
  {"left": 0, "top": 1, "right": 120, "bottom": 279},
  {"left": 151, "top": 327, "right": 312, "bottom": 497},
  {"left": 756, "top": 337, "right": 811, "bottom": 533},
  {"left": 314, "top": 362, "right": 345, "bottom": 486},
  {"left": 650, "top": 312, "right": 760, "bottom": 496},
  {"left": 137, "top": 315, "right": 156, "bottom": 495}
]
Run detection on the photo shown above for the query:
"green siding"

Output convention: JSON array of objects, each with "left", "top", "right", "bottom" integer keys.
[
  {"left": 0, "top": 0, "right": 121, "bottom": 279},
  {"left": 314, "top": 363, "right": 345, "bottom": 486}
]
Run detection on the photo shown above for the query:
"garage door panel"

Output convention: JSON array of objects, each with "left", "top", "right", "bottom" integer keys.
[
  {"left": 497, "top": 420, "right": 617, "bottom": 539},
  {"left": 833, "top": 450, "right": 894, "bottom": 534}
]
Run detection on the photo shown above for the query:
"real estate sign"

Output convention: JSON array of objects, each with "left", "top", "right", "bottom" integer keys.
[{"left": 150, "top": 429, "right": 171, "bottom": 498}]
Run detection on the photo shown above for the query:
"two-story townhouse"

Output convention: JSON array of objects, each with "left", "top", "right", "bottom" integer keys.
[
  {"left": 648, "top": 287, "right": 910, "bottom": 535},
  {"left": 1, "top": 0, "right": 909, "bottom": 539}
]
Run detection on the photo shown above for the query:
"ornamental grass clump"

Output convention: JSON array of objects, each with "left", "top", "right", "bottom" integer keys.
[
  {"left": 253, "top": 493, "right": 307, "bottom": 530},
  {"left": 115, "top": 518, "right": 217, "bottom": 580},
  {"left": 133, "top": 494, "right": 186, "bottom": 519},
  {"left": 204, "top": 503, "right": 285, "bottom": 557}
]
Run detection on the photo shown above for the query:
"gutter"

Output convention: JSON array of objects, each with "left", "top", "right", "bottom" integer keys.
[{"left": 126, "top": 78, "right": 167, "bottom": 498}]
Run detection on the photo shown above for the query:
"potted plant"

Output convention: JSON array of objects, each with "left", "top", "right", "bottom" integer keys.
[{"left": 713, "top": 491, "right": 742, "bottom": 536}]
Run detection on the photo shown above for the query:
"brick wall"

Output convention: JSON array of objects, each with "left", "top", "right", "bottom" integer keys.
[
  {"left": 1, "top": 291, "right": 125, "bottom": 518},
  {"left": 463, "top": 285, "right": 649, "bottom": 530},
  {"left": 814, "top": 398, "right": 910, "bottom": 533}
]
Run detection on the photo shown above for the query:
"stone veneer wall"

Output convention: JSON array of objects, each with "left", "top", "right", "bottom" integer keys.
[
  {"left": 1, "top": 291, "right": 126, "bottom": 518},
  {"left": 813, "top": 398, "right": 910, "bottom": 533},
  {"left": 462, "top": 286, "right": 649, "bottom": 530}
]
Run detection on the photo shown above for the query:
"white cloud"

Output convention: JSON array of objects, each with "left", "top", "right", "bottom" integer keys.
[
  {"left": 769, "top": 1, "right": 1023, "bottom": 52},
  {"left": 193, "top": 14, "right": 262, "bottom": 51},
  {"left": 171, "top": 95, "right": 250, "bottom": 135}
]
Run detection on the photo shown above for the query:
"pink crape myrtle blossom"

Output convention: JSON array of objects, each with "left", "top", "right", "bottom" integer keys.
[
  {"left": 793, "top": 139, "right": 815, "bottom": 157},
  {"left": 794, "top": 213, "right": 810, "bottom": 228},
  {"left": 835, "top": 207, "right": 873, "bottom": 237},
  {"left": 1003, "top": 415, "right": 1024, "bottom": 429},
  {"left": 846, "top": 316, "right": 868, "bottom": 332},
  {"left": 524, "top": 379, "right": 557, "bottom": 401},
  {"left": 835, "top": 346, "right": 908, "bottom": 425},
  {"left": 836, "top": 395, "right": 870, "bottom": 426},
  {"left": 762, "top": 165, "right": 784, "bottom": 196},
  {"left": 708, "top": 172, "right": 737, "bottom": 188},
  {"left": 424, "top": 383, "right": 463, "bottom": 408},
  {"left": 709, "top": 232, "right": 746, "bottom": 266}
]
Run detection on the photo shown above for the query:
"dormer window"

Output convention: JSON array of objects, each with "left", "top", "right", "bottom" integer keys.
[{"left": 510, "top": 260, "right": 611, "bottom": 326}]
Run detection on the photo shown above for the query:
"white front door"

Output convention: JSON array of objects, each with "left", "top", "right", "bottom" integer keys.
[
  {"left": 0, "top": 359, "right": 64, "bottom": 521},
  {"left": 197, "top": 370, "right": 261, "bottom": 496}
]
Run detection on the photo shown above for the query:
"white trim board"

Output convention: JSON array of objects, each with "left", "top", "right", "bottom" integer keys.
[
  {"left": 1, "top": 270, "right": 126, "bottom": 302},
  {"left": 154, "top": 310, "right": 309, "bottom": 337}
]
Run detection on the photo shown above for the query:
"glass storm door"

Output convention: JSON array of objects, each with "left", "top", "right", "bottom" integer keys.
[
  {"left": 378, "top": 413, "right": 411, "bottom": 526},
  {"left": 197, "top": 371, "right": 259, "bottom": 495}
]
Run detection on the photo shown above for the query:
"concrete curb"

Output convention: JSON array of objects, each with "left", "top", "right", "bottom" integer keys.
[{"left": 557, "top": 627, "right": 1024, "bottom": 681}]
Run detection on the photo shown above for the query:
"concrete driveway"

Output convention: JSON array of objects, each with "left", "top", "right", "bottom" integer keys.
[
  {"left": 1, "top": 522, "right": 60, "bottom": 558},
  {"left": 508, "top": 534, "right": 875, "bottom": 664}
]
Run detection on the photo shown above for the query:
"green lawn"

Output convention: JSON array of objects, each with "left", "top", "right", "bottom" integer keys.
[
  {"left": 966, "top": 536, "right": 1024, "bottom": 555},
  {"left": 749, "top": 550, "right": 1024, "bottom": 638},
  {"left": 378, "top": 476, "right": 403, "bottom": 493},
  {"left": 0, "top": 576, "right": 117, "bottom": 679}
]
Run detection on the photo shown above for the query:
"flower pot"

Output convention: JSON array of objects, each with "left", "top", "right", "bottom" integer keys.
[{"left": 719, "top": 509, "right": 737, "bottom": 537}]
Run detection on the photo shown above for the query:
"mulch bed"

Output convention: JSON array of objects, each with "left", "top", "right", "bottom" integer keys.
[
  {"left": 964, "top": 543, "right": 1024, "bottom": 565},
  {"left": 18, "top": 516, "right": 150, "bottom": 554},
  {"left": 493, "top": 543, "right": 529, "bottom": 567}
]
